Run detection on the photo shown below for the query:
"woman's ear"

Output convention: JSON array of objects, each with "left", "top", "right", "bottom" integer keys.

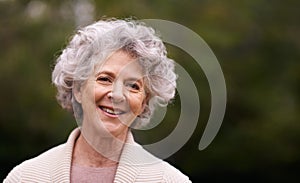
[
  {"left": 141, "top": 93, "right": 151, "bottom": 113},
  {"left": 73, "top": 84, "right": 82, "bottom": 104}
]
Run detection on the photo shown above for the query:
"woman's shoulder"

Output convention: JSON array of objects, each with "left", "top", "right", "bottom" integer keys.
[
  {"left": 4, "top": 143, "right": 67, "bottom": 182},
  {"left": 20, "top": 143, "right": 66, "bottom": 167},
  {"left": 4, "top": 128, "right": 82, "bottom": 182},
  {"left": 160, "top": 160, "right": 192, "bottom": 183}
]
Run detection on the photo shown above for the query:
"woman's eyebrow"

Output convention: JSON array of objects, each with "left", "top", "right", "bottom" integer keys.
[
  {"left": 95, "top": 70, "right": 115, "bottom": 77},
  {"left": 95, "top": 69, "right": 144, "bottom": 82},
  {"left": 126, "top": 77, "right": 144, "bottom": 83}
]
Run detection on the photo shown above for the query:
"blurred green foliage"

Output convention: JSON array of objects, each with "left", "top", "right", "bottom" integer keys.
[{"left": 0, "top": 0, "right": 299, "bottom": 182}]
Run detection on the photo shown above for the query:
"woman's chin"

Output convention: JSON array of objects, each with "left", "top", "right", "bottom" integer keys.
[{"left": 100, "top": 120, "right": 129, "bottom": 138}]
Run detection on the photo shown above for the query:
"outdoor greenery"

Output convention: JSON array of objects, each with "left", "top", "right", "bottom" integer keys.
[{"left": 1, "top": 0, "right": 299, "bottom": 182}]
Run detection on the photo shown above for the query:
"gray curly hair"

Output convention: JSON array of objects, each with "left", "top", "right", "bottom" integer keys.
[{"left": 52, "top": 18, "right": 177, "bottom": 128}]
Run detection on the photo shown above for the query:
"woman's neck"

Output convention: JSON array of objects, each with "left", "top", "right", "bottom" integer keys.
[{"left": 72, "top": 132, "right": 127, "bottom": 167}]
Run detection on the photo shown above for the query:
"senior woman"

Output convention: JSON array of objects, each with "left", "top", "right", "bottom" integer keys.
[{"left": 5, "top": 19, "right": 191, "bottom": 182}]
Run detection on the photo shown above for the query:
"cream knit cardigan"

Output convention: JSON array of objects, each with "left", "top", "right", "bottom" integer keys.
[{"left": 4, "top": 128, "right": 191, "bottom": 182}]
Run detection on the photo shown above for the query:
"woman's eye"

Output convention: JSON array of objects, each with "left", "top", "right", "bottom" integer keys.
[
  {"left": 96, "top": 76, "right": 111, "bottom": 83},
  {"left": 126, "top": 83, "right": 140, "bottom": 91}
]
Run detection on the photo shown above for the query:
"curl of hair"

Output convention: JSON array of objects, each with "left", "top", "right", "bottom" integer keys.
[{"left": 52, "top": 19, "right": 177, "bottom": 128}]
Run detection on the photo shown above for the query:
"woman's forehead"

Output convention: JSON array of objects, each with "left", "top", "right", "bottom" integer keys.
[{"left": 94, "top": 51, "right": 144, "bottom": 78}]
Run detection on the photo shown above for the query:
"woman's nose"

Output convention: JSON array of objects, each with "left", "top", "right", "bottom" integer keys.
[{"left": 107, "top": 82, "right": 125, "bottom": 103}]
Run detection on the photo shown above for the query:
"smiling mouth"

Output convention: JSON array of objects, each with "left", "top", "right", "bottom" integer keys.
[{"left": 99, "top": 106, "right": 126, "bottom": 115}]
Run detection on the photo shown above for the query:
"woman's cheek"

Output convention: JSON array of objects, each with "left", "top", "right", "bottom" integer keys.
[{"left": 131, "top": 94, "right": 146, "bottom": 115}]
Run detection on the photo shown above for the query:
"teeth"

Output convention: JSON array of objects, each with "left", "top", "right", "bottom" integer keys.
[{"left": 101, "top": 107, "right": 123, "bottom": 115}]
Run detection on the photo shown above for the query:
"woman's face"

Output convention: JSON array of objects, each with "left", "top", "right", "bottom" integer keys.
[{"left": 75, "top": 50, "right": 147, "bottom": 139}]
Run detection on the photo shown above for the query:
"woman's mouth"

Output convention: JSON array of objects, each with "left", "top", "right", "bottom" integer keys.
[{"left": 99, "top": 106, "right": 126, "bottom": 115}]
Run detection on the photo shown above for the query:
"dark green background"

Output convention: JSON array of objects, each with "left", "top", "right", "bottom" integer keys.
[{"left": 1, "top": 0, "right": 299, "bottom": 182}]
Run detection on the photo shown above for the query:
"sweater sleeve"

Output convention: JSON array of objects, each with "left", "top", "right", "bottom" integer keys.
[
  {"left": 3, "top": 164, "right": 22, "bottom": 183},
  {"left": 162, "top": 162, "right": 192, "bottom": 183}
]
